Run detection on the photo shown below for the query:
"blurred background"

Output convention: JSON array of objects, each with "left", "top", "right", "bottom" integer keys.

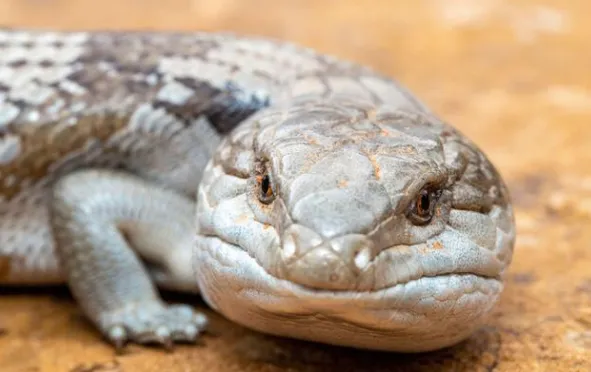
[{"left": 0, "top": 1, "right": 590, "bottom": 371}]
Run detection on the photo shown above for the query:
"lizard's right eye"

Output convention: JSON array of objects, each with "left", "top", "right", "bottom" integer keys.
[{"left": 257, "top": 173, "right": 275, "bottom": 204}]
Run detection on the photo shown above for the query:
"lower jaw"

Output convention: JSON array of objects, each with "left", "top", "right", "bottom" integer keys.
[{"left": 194, "top": 237, "right": 503, "bottom": 352}]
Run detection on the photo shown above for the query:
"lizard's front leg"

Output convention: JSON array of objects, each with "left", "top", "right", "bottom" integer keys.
[{"left": 49, "top": 169, "right": 207, "bottom": 349}]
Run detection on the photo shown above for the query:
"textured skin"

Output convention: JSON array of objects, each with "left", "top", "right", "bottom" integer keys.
[{"left": 0, "top": 29, "right": 515, "bottom": 352}]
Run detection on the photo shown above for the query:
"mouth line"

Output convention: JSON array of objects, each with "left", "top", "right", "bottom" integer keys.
[
  {"left": 285, "top": 271, "right": 501, "bottom": 295},
  {"left": 208, "top": 235, "right": 501, "bottom": 295}
]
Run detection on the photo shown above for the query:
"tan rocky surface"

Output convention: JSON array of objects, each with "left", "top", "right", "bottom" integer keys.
[{"left": 0, "top": 0, "right": 590, "bottom": 371}]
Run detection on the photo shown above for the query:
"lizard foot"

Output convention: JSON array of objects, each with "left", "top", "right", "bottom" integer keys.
[{"left": 98, "top": 302, "right": 208, "bottom": 350}]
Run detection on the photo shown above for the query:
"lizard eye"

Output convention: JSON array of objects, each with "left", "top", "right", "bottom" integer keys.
[
  {"left": 408, "top": 186, "right": 441, "bottom": 225},
  {"left": 257, "top": 173, "right": 275, "bottom": 204}
]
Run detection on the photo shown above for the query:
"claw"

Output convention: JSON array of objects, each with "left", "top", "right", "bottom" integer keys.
[
  {"left": 108, "top": 325, "right": 127, "bottom": 351},
  {"left": 155, "top": 326, "right": 174, "bottom": 350}
]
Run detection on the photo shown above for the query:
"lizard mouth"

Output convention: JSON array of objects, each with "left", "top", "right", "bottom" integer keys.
[
  {"left": 194, "top": 236, "right": 503, "bottom": 352},
  {"left": 199, "top": 234, "right": 501, "bottom": 295},
  {"left": 258, "top": 221, "right": 505, "bottom": 293},
  {"left": 274, "top": 238, "right": 502, "bottom": 293},
  {"left": 196, "top": 218, "right": 504, "bottom": 294}
]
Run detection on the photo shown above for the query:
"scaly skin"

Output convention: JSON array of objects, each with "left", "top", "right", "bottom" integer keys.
[{"left": 0, "top": 29, "right": 515, "bottom": 352}]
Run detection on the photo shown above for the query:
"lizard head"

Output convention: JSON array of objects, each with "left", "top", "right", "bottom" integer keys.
[{"left": 194, "top": 96, "right": 515, "bottom": 352}]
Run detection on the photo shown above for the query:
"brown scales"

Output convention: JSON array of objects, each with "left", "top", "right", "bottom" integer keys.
[{"left": 0, "top": 112, "right": 131, "bottom": 200}]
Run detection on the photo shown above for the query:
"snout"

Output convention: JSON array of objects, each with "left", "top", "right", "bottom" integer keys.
[{"left": 280, "top": 224, "right": 376, "bottom": 290}]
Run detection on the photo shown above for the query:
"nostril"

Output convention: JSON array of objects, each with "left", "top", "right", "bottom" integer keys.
[
  {"left": 282, "top": 232, "right": 297, "bottom": 260},
  {"left": 354, "top": 246, "right": 373, "bottom": 271},
  {"left": 329, "top": 234, "right": 376, "bottom": 273}
]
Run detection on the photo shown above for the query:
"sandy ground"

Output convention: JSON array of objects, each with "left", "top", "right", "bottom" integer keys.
[{"left": 0, "top": 0, "right": 590, "bottom": 371}]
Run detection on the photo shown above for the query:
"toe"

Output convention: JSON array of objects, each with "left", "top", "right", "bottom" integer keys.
[
  {"left": 100, "top": 303, "right": 208, "bottom": 349},
  {"left": 194, "top": 312, "right": 208, "bottom": 330}
]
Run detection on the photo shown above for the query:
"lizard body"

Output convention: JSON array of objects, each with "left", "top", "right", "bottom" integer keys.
[{"left": 0, "top": 29, "right": 515, "bottom": 352}]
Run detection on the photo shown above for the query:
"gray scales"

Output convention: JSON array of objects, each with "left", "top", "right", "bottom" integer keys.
[{"left": 0, "top": 30, "right": 515, "bottom": 352}]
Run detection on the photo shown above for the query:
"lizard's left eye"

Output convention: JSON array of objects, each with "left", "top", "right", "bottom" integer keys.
[{"left": 408, "top": 187, "right": 441, "bottom": 225}]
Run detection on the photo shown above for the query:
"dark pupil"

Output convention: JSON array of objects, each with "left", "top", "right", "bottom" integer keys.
[
  {"left": 261, "top": 175, "right": 270, "bottom": 195},
  {"left": 419, "top": 191, "right": 430, "bottom": 213}
]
